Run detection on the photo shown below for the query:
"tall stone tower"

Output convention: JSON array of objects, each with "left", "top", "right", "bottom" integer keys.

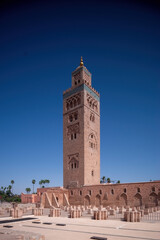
[{"left": 63, "top": 58, "right": 100, "bottom": 188}]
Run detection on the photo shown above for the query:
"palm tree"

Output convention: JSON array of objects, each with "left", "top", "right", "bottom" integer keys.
[
  {"left": 107, "top": 178, "right": 111, "bottom": 183},
  {"left": 11, "top": 180, "right": 14, "bottom": 194},
  {"left": 32, "top": 179, "right": 36, "bottom": 193},
  {"left": 42, "top": 179, "right": 45, "bottom": 188},
  {"left": 47, "top": 179, "right": 50, "bottom": 186},
  {"left": 44, "top": 179, "right": 50, "bottom": 187},
  {"left": 25, "top": 188, "right": 31, "bottom": 194},
  {"left": 39, "top": 180, "right": 43, "bottom": 187},
  {"left": 39, "top": 180, "right": 45, "bottom": 188},
  {"left": 100, "top": 176, "right": 106, "bottom": 183}
]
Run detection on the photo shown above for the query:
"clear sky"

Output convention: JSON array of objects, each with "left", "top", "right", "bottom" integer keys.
[{"left": 0, "top": 0, "right": 160, "bottom": 194}]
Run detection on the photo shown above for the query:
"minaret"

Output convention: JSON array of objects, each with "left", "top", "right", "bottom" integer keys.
[{"left": 63, "top": 58, "right": 100, "bottom": 188}]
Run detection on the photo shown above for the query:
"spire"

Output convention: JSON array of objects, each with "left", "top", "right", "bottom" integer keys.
[{"left": 80, "top": 56, "right": 84, "bottom": 66}]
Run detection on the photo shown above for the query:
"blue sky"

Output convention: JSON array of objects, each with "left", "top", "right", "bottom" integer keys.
[{"left": 0, "top": 0, "right": 160, "bottom": 194}]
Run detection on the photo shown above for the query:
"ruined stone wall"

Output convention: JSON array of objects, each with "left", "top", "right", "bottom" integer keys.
[{"left": 37, "top": 187, "right": 69, "bottom": 207}]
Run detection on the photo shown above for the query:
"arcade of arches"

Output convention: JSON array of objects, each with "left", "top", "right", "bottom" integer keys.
[{"left": 67, "top": 182, "right": 160, "bottom": 208}]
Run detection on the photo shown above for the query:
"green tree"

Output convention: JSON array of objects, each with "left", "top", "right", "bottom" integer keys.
[
  {"left": 41, "top": 180, "right": 45, "bottom": 188},
  {"left": 39, "top": 180, "right": 43, "bottom": 187},
  {"left": 39, "top": 179, "right": 50, "bottom": 188},
  {"left": 5, "top": 185, "right": 12, "bottom": 197},
  {"left": 107, "top": 178, "right": 111, "bottom": 183},
  {"left": 11, "top": 180, "right": 14, "bottom": 194},
  {"left": 117, "top": 180, "right": 120, "bottom": 184},
  {"left": 32, "top": 179, "right": 36, "bottom": 193},
  {"left": 44, "top": 179, "right": 50, "bottom": 187},
  {"left": 39, "top": 180, "right": 45, "bottom": 188},
  {"left": 100, "top": 176, "right": 106, "bottom": 183},
  {"left": 25, "top": 188, "right": 31, "bottom": 194}
]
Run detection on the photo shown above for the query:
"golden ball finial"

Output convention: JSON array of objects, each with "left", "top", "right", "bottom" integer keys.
[{"left": 80, "top": 56, "right": 84, "bottom": 66}]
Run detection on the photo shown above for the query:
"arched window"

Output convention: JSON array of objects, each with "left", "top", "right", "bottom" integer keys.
[
  {"left": 74, "top": 113, "right": 78, "bottom": 120},
  {"left": 69, "top": 115, "right": 73, "bottom": 122},
  {"left": 71, "top": 134, "right": 73, "bottom": 140},
  {"left": 77, "top": 98, "right": 80, "bottom": 105},
  {"left": 69, "top": 158, "right": 79, "bottom": 170},
  {"left": 88, "top": 190, "right": 92, "bottom": 195},
  {"left": 66, "top": 102, "right": 69, "bottom": 110},
  {"left": 124, "top": 188, "right": 126, "bottom": 193},
  {"left": 89, "top": 133, "right": 97, "bottom": 149},
  {"left": 137, "top": 187, "right": 140, "bottom": 193},
  {"left": 74, "top": 99, "right": 77, "bottom": 107},
  {"left": 152, "top": 187, "right": 155, "bottom": 192},
  {"left": 111, "top": 189, "right": 114, "bottom": 195},
  {"left": 99, "top": 189, "right": 102, "bottom": 195},
  {"left": 91, "top": 170, "right": 94, "bottom": 176}
]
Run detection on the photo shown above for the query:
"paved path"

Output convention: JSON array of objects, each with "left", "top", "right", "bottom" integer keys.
[{"left": 0, "top": 215, "right": 160, "bottom": 240}]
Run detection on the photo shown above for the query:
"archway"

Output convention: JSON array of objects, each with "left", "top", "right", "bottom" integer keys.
[
  {"left": 95, "top": 194, "right": 101, "bottom": 207},
  {"left": 119, "top": 193, "right": 127, "bottom": 206},
  {"left": 134, "top": 193, "right": 142, "bottom": 207},
  {"left": 84, "top": 195, "right": 91, "bottom": 206},
  {"left": 149, "top": 192, "right": 158, "bottom": 206}
]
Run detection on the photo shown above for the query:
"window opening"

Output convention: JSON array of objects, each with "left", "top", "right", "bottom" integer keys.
[
  {"left": 74, "top": 113, "right": 78, "bottom": 120},
  {"left": 137, "top": 188, "right": 140, "bottom": 193},
  {"left": 69, "top": 115, "right": 73, "bottom": 122},
  {"left": 74, "top": 100, "right": 77, "bottom": 107}
]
